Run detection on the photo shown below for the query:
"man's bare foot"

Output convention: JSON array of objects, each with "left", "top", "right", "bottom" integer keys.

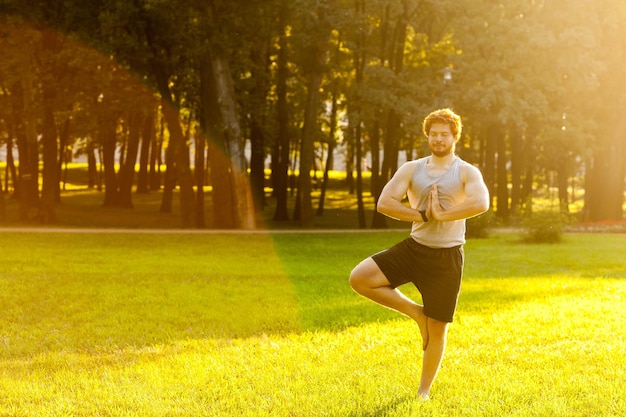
[{"left": 413, "top": 304, "right": 429, "bottom": 350}]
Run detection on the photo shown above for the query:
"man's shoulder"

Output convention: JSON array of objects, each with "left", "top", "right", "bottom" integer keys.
[
  {"left": 399, "top": 159, "right": 422, "bottom": 170},
  {"left": 457, "top": 159, "right": 486, "bottom": 183},
  {"left": 456, "top": 157, "right": 480, "bottom": 171},
  {"left": 405, "top": 157, "right": 428, "bottom": 167}
]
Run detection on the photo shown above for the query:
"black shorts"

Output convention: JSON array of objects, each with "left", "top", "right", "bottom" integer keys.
[{"left": 371, "top": 238, "right": 464, "bottom": 323}]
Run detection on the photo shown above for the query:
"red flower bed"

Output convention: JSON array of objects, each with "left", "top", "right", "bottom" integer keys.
[{"left": 569, "top": 219, "right": 626, "bottom": 233}]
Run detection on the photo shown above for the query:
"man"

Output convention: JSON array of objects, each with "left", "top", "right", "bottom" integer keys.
[{"left": 349, "top": 108, "right": 489, "bottom": 399}]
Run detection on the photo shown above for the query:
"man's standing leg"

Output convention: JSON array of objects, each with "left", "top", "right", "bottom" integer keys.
[
  {"left": 417, "top": 318, "right": 449, "bottom": 399},
  {"left": 350, "top": 257, "right": 451, "bottom": 398}
]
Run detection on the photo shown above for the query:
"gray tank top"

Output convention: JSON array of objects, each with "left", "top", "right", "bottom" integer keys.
[{"left": 408, "top": 156, "right": 467, "bottom": 248}]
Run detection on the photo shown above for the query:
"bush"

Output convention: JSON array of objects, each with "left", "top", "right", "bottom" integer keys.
[
  {"left": 466, "top": 211, "right": 493, "bottom": 239},
  {"left": 521, "top": 212, "right": 569, "bottom": 243}
]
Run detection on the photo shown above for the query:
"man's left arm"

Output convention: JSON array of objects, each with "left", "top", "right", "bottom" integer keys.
[{"left": 429, "top": 164, "right": 490, "bottom": 222}]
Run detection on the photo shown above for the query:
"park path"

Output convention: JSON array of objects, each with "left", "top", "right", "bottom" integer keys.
[{"left": 0, "top": 227, "right": 408, "bottom": 234}]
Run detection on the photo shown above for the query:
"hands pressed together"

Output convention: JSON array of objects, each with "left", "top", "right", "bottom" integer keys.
[{"left": 424, "top": 184, "right": 442, "bottom": 222}]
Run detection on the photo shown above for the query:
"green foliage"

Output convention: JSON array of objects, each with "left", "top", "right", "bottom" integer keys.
[
  {"left": 465, "top": 210, "right": 493, "bottom": 239},
  {"left": 521, "top": 211, "right": 570, "bottom": 243},
  {"left": 1, "top": 0, "right": 625, "bottom": 228}
]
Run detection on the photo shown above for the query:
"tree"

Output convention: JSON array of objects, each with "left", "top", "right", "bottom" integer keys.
[
  {"left": 347, "top": 0, "right": 367, "bottom": 228},
  {"left": 199, "top": 0, "right": 257, "bottom": 229},
  {"left": 244, "top": 4, "right": 274, "bottom": 214},
  {"left": 1, "top": 0, "right": 623, "bottom": 230},
  {"left": 39, "top": 28, "right": 61, "bottom": 223},
  {"left": 0, "top": 165, "right": 5, "bottom": 221},
  {"left": 272, "top": 1, "right": 291, "bottom": 222},
  {"left": 206, "top": 49, "right": 256, "bottom": 229},
  {"left": 580, "top": 0, "right": 626, "bottom": 221},
  {"left": 317, "top": 28, "right": 348, "bottom": 217},
  {"left": 136, "top": 106, "right": 157, "bottom": 194},
  {"left": 452, "top": 0, "right": 625, "bottom": 224},
  {"left": 290, "top": 0, "right": 332, "bottom": 227},
  {"left": 0, "top": 17, "right": 40, "bottom": 221},
  {"left": 354, "top": 0, "right": 453, "bottom": 228},
  {"left": 117, "top": 111, "right": 143, "bottom": 208}
]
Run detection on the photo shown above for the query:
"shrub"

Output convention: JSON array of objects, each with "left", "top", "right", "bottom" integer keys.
[
  {"left": 521, "top": 212, "right": 569, "bottom": 243},
  {"left": 466, "top": 210, "right": 493, "bottom": 239}
]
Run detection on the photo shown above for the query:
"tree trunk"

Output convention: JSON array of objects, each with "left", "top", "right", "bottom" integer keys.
[
  {"left": 316, "top": 85, "right": 338, "bottom": 216},
  {"left": 6, "top": 143, "right": 17, "bottom": 194},
  {"left": 316, "top": 140, "right": 334, "bottom": 216},
  {"left": 248, "top": 37, "right": 270, "bottom": 214},
  {"left": 249, "top": 118, "right": 266, "bottom": 212},
  {"left": 149, "top": 120, "right": 163, "bottom": 192},
  {"left": 137, "top": 109, "right": 154, "bottom": 194},
  {"left": 372, "top": 110, "right": 401, "bottom": 228},
  {"left": 57, "top": 117, "right": 71, "bottom": 197},
  {"left": 495, "top": 124, "right": 509, "bottom": 221},
  {"left": 194, "top": 132, "right": 206, "bottom": 228},
  {"left": 295, "top": 4, "right": 330, "bottom": 228},
  {"left": 87, "top": 139, "right": 98, "bottom": 189},
  {"left": 583, "top": 127, "right": 624, "bottom": 221},
  {"left": 146, "top": 24, "right": 196, "bottom": 226},
  {"left": 159, "top": 139, "right": 175, "bottom": 213},
  {"left": 4, "top": 119, "right": 18, "bottom": 194},
  {"left": 557, "top": 163, "right": 569, "bottom": 214},
  {"left": 484, "top": 124, "right": 497, "bottom": 210},
  {"left": 369, "top": 118, "right": 381, "bottom": 195},
  {"left": 509, "top": 125, "right": 523, "bottom": 217},
  {"left": 210, "top": 52, "right": 256, "bottom": 229},
  {"left": 384, "top": 111, "right": 401, "bottom": 176},
  {"left": 371, "top": 8, "right": 407, "bottom": 228},
  {"left": 162, "top": 101, "right": 196, "bottom": 227},
  {"left": 273, "top": 7, "right": 290, "bottom": 222},
  {"left": 355, "top": 120, "right": 366, "bottom": 229},
  {"left": 297, "top": 69, "right": 324, "bottom": 228},
  {"left": 40, "top": 86, "right": 58, "bottom": 223},
  {"left": 0, "top": 178, "right": 4, "bottom": 222},
  {"left": 198, "top": 56, "right": 236, "bottom": 229},
  {"left": 118, "top": 112, "right": 143, "bottom": 208},
  {"left": 521, "top": 126, "right": 537, "bottom": 213},
  {"left": 150, "top": 78, "right": 195, "bottom": 225},
  {"left": 100, "top": 111, "right": 119, "bottom": 207},
  {"left": 352, "top": 0, "right": 367, "bottom": 228},
  {"left": 15, "top": 77, "right": 39, "bottom": 221}
]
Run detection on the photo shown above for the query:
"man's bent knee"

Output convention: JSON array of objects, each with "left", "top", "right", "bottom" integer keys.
[
  {"left": 349, "top": 258, "right": 387, "bottom": 293},
  {"left": 349, "top": 266, "right": 365, "bottom": 292},
  {"left": 349, "top": 258, "right": 375, "bottom": 291}
]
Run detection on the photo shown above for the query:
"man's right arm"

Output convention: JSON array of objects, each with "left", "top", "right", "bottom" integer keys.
[{"left": 376, "top": 161, "right": 426, "bottom": 223}]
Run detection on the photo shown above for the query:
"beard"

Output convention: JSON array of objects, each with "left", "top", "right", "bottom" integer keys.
[{"left": 430, "top": 144, "right": 454, "bottom": 157}]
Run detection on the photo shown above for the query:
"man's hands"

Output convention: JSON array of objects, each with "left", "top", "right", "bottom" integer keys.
[
  {"left": 423, "top": 184, "right": 442, "bottom": 222},
  {"left": 418, "top": 185, "right": 441, "bottom": 223}
]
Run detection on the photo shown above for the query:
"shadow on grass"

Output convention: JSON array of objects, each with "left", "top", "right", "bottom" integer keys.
[{"left": 345, "top": 395, "right": 421, "bottom": 417}]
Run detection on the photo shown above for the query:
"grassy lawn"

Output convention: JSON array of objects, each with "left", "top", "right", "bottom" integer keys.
[{"left": 0, "top": 231, "right": 625, "bottom": 416}]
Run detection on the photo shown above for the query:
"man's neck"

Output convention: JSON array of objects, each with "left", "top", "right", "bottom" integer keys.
[{"left": 429, "top": 152, "right": 456, "bottom": 166}]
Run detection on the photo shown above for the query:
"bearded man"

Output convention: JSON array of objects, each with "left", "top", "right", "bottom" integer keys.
[{"left": 349, "top": 108, "right": 490, "bottom": 399}]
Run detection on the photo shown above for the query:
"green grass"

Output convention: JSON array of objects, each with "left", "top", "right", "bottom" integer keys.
[{"left": 0, "top": 231, "right": 625, "bottom": 416}]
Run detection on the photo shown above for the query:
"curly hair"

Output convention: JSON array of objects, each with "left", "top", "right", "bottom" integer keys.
[{"left": 422, "top": 108, "right": 462, "bottom": 141}]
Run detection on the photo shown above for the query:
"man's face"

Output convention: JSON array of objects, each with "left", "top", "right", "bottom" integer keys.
[{"left": 428, "top": 122, "right": 456, "bottom": 157}]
